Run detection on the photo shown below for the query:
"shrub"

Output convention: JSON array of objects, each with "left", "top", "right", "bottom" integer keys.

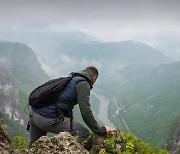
[
  {"left": 12, "top": 135, "right": 28, "bottom": 150},
  {"left": 82, "top": 131, "right": 169, "bottom": 154}
]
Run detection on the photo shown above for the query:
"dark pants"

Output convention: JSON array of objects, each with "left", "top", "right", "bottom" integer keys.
[{"left": 29, "top": 109, "right": 89, "bottom": 147}]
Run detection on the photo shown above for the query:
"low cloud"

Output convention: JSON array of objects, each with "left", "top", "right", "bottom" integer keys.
[{"left": 38, "top": 53, "right": 102, "bottom": 78}]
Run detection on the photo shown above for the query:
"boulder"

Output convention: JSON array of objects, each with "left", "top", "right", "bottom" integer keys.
[{"left": 29, "top": 132, "right": 89, "bottom": 154}]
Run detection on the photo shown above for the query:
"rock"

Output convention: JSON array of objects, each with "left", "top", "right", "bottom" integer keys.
[
  {"left": 167, "top": 114, "right": 180, "bottom": 154},
  {"left": 0, "top": 113, "right": 13, "bottom": 154},
  {"left": 29, "top": 132, "right": 89, "bottom": 154}
]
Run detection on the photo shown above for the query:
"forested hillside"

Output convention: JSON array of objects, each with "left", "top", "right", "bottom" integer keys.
[
  {"left": 112, "top": 61, "right": 180, "bottom": 148},
  {"left": 0, "top": 42, "right": 49, "bottom": 138},
  {"left": 0, "top": 42, "right": 49, "bottom": 89}
]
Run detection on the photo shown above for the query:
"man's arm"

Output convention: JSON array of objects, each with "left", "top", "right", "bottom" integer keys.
[{"left": 76, "top": 81, "right": 107, "bottom": 135}]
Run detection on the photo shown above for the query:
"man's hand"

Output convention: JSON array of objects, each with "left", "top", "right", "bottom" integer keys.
[{"left": 105, "top": 126, "right": 115, "bottom": 132}]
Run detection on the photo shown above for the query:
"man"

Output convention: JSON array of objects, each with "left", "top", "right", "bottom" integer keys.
[{"left": 29, "top": 66, "right": 114, "bottom": 147}]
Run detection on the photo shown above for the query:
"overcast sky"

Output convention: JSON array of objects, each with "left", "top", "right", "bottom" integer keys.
[{"left": 0, "top": 0, "right": 180, "bottom": 57}]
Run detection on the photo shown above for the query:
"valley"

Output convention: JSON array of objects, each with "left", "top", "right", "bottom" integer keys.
[{"left": 0, "top": 40, "right": 179, "bottom": 153}]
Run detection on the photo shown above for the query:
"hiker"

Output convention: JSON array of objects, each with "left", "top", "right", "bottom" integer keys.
[{"left": 29, "top": 66, "right": 114, "bottom": 147}]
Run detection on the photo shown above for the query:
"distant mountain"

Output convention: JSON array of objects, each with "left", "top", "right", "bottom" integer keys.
[
  {"left": 1, "top": 31, "right": 173, "bottom": 77},
  {"left": 0, "top": 42, "right": 49, "bottom": 89},
  {"left": 0, "top": 31, "right": 97, "bottom": 57},
  {"left": 112, "top": 61, "right": 180, "bottom": 148},
  {"left": 0, "top": 42, "right": 49, "bottom": 138},
  {"left": 36, "top": 35, "right": 174, "bottom": 79},
  {"left": 56, "top": 40, "right": 172, "bottom": 64}
]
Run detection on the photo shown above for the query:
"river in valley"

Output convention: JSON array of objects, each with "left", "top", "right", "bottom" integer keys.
[
  {"left": 93, "top": 89, "right": 131, "bottom": 132},
  {"left": 93, "top": 92, "right": 117, "bottom": 129}
]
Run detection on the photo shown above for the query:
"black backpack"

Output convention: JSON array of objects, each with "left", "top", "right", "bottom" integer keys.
[
  {"left": 26, "top": 76, "right": 73, "bottom": 131},
  {"left": 29, "top": 76, "right": 73, "bottom": 108}
]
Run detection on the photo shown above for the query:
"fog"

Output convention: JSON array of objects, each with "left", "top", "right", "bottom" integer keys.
[{"left": 0, "top": 0, "right": 180, "bottom": 60}]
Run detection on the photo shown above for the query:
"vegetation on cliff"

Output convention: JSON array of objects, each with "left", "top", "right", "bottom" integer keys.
[{"left": 82, "top": 131, "right": 169, "bottom": 154}]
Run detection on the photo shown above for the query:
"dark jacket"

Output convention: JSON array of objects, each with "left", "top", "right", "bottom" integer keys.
[{"left": 32, "top": 69, "right": 107, "bottom": 135}]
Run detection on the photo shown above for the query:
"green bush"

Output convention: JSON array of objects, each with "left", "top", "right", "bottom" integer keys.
[
  {"left": 82, "top": 131, "right": 170, "bottom": 154},
  {"left": 12, "top": 135, "right": 28, "bottom": 150}
]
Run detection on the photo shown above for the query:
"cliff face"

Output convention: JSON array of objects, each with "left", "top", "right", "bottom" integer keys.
[
  {"left": 0, "top": 113, "right": 13, "bottom": 153},
  {"left": 0, "top": 42, "right": 50, "bottom": 138},
  {"left": 0, "top": 65, "right": 24, "bottom": 126},
  {"left": 167, "top": 114, "right": 180, "bottom": 154}
]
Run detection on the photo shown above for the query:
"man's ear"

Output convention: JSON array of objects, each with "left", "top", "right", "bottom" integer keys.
[{"left": 92, "top": 76, "right": 97, "bottom": 84}]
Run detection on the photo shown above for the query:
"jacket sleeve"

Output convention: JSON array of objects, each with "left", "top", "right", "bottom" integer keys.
[{"left": 76, "top": 81, "right": 107, "bottom": 135}]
